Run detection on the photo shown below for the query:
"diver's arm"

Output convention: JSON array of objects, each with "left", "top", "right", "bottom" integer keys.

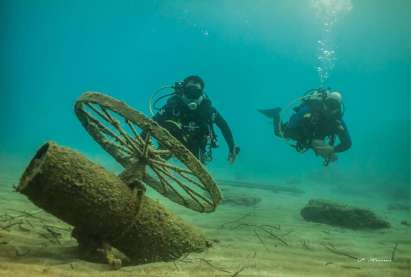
[
  {"left": 333, "top": 120, "right": 352, "bottom": 153},
  {"left": 152, "top": 108, "right": 167, "bottom": 123},
  {"left": 152, "top": 97, "right": 177, "bottom": 124},
  {"left": 147, "top": 107, "right": 169, "bottom": 140},
  {"left": 214, "top": 111, "right": 235, "bottom": 153}
]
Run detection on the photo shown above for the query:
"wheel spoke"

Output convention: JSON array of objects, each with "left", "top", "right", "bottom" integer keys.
[
  {"left": 148, "top": 158, "right": 206, "bottom": 190},
  {"left": 85, "top": 103, "right": 139, "bottom": 154},
  {"left": 148, "top": 152, "right": 169, "bottom": 163},
  {"left": 150, "top": 166, "right": 186, "bottom": 204},
  {"left": 86, "top": 103, "right": 112, "bottom": 124},
  {"left": 152, "top": 164, "right": 213, "bottom": 208},
  {"left": 142, "top": 131, "right": 151, "bottom": 159},
  {"left": 178, "top": 171, "right": 207, "bottom": 191},
  {"left": 100, "top": 106, "right": 117, "bottom": 124},
  {"left": 125, "top": 119, "right": 141, "bottom": 142},
  {"left": 149, "top": 149, "right": 171, "bottom": 155},
  {"left": 83, "top": 108, "right": 134, "bottom": 153},
  {"left": 149, "top": 159, "right": 193, "bottom": 175},
  {"left": 98, "top": 106, "right": 143, "bottom": 156},
  {"left": 114, "top": 144, "right": 134, "bottom": 156}
]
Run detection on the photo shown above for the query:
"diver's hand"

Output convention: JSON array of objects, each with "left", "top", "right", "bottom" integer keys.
[
  {"left": 311, "top": 140, "right": 338, "bottom": 165},
  {"left": 314, "top": 144, "right": 334, "bottom": 158},
  {"left": 328, "top": 153, "right": 338, "bottom": 162},
  {"left": 323, "top": 152, "right": 338, "bottom": 166},
  {"left": 228, "top": 146, "right": 240, "bottom": 164},
  {"left": 311, "top": 140, "right": 331, "bottom": 156},
  {"left": 313, "top": 144, "right": 338, "bottom": 164}
]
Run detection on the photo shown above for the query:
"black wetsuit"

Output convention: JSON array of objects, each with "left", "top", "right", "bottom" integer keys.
[
  {"left": 153, "top": 95, "right": 235, "bottom": 162},
  {"left": 282, "top": 103, "right": 351, "bottom": 152}
]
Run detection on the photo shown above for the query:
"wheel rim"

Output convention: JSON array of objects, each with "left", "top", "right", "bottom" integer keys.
[{"left": 74, "top": 92, "right": 221, "bottom": 212}]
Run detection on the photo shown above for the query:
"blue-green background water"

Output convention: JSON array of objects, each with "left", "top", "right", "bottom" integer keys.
[{"left": 0, "top": 0, "right": 409, "bottom": 198}]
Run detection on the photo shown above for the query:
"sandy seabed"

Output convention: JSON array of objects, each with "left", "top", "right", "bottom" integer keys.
[{"left": 0, "top": 172, "right": 410, "bottom": 277}]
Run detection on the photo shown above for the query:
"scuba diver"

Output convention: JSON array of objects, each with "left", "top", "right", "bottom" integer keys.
[
  {"left": 150, "top": 75, "right": 240, "bottom": 164},
  {"left": 258, "top": 88, "right": 351, "bottom": 165}
]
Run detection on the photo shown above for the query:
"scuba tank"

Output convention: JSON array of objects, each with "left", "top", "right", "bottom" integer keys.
[
  {"left": 298, "top": 87, "right": 345, "bottom": 117},
  {"left": 294, "top": 87, "right": 329, "bottom": 112}
]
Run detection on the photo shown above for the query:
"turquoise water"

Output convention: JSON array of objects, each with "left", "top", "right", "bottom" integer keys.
[
  {"left": 0, "top": 1, "right": 409, "bottom": 201},
  {"left": 0, "top": 1, "right": 410, "bottom": 276}
]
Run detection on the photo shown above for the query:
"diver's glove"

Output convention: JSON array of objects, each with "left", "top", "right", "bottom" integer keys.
[{"left": 228, "top": 146, "right": 240, "bottom": 164}]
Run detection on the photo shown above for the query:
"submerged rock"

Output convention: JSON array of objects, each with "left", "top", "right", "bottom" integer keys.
[
  {"left": 400, "top": 220, "right": 411, "bottom": 227},
  {"left": 300, "top": 199, "right": 390, "bottom": 229},
  {"left": 217, "top": 179, "right": 304, "bottom": 196},
  {"left": 271, "top": 185, "right": 305, "bottom": 195},
  {"left": 222, "top": 195, "right": 261, "bottom": 207},
  {"left": 221, "top": 187, "right": 261, "bottom": 207},
  {"left": 387, "top": 202, "right": 410, "bottom": 211}
]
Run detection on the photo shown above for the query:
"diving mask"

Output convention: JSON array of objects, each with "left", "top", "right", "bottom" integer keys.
[
  {"left": 181, "top": 94, "right": 204, "bottom": 110},
  {"left": 184, "top": 86, "right": 203, "bottom": 99},
  {"left": 181, "top": 85, "right": 204, "bottom": 110}
]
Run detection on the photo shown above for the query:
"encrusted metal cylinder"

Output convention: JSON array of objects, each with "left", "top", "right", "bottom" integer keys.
[{"left": 17, "top": 141, "right": 208, "bottom": 264}]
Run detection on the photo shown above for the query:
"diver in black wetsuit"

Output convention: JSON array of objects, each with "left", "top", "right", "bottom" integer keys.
[
  {"left": 259, "top": 88, "right": 351, "bottom": 165},
  {"left": 153, "top": 75, "right": 239, "bottom": 164}
]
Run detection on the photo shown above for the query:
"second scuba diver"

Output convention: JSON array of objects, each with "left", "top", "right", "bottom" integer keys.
[
  {"left": 152, "top": 75, "right": 240, "bottom": 164},
  {"left": 258, "top": 88, "right": 351, "bottom": 165}
]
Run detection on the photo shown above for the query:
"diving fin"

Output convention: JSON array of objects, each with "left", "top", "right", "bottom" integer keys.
[{"left": 257, "top": 107, "right": 282, "bottom": 119}]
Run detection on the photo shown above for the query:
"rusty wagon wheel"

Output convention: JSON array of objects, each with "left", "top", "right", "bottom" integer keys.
[{"left": 74, "top": 92, "right": 221, "bottom": 212}]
